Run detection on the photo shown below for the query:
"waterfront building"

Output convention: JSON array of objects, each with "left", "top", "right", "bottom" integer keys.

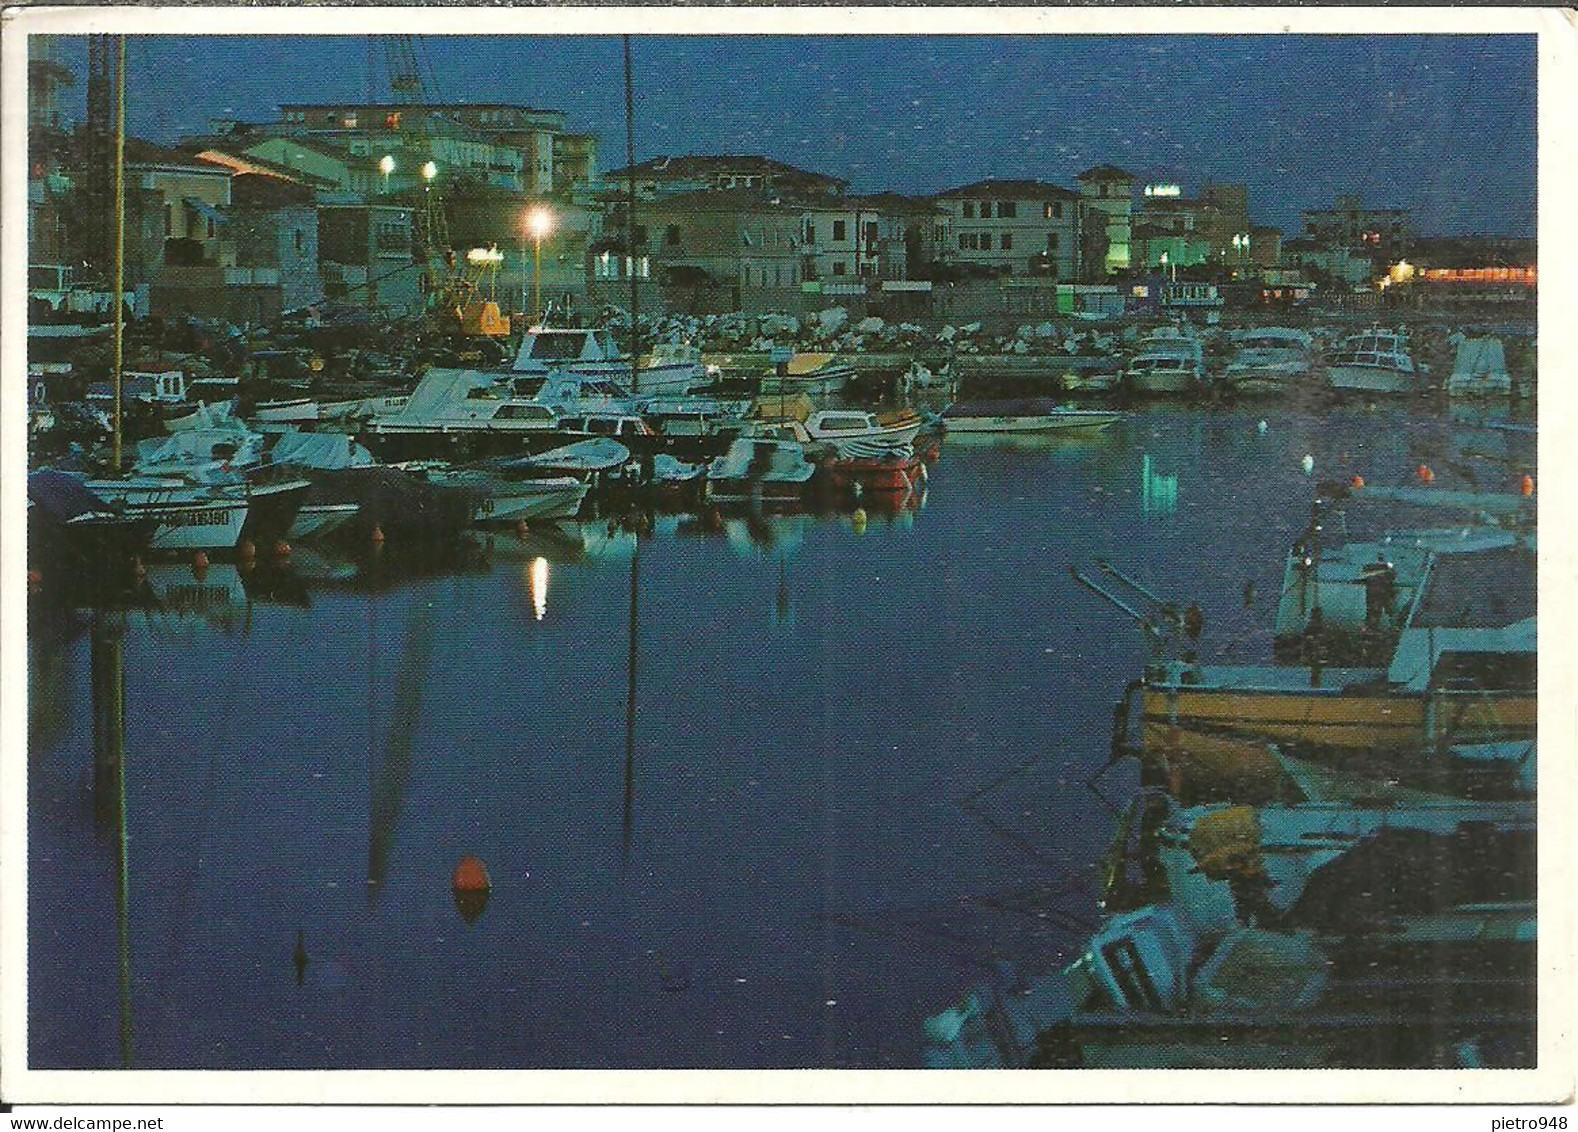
[
  {"left": 316, "top": 202, "right": 424, "bottom": 315},
  {"left": 152, "top": 171, "right": 324, "bottom": 324},
  {"left": 603, "top": 154, "right": 849, "bottom": 202},
  {"left": 933, "top": 179, "right": 1081, "bottom": 281},
  {"left": 1301, "top": 194, "right": 1413, "bottom": 255},
  {"left": 1075, "top": 164, "right": 1137, "bottom": 278},
  {"left": 587, "top": 188, "right": 807, "bottom": 314}
]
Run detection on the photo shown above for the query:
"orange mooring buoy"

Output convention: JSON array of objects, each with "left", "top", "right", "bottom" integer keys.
[
  {"left": 1417, "top": 464, "right": 1434, "bottom": 484},
  {"left": 1522, "top": 475, "right": 1535, "bottom": 498},
  {"left": 1351, "top": 475, "right": 1365, "bottom": 490},
  {"left": 453, "top": 855, "right": 491, "bottom": 892},
  {"left": 370, "top": 523, "right": 386, "bottom": 545}
]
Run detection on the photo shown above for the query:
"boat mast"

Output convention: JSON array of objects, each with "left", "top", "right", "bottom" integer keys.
[
  {"left": 623, "top": 35, "right": 640, "bottom": 396},
  {"left": 112, "top": 35, "right": 126, "bottom": 473}
]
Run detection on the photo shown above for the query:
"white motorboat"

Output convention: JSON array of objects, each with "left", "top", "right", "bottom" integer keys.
[
  {"left": 421, "top": 468, "right": 591, "bottom": 523},
  {"left": 511, "top": 326, "right": 703, "bottom": 397},
  {"left": 1125, "top": 329, "right": 1205, "bottom": 394},
  {"left": 706, "top": 438, "right": 817, "bottom": 503},
  {"left": 804, "top": 408, "right": 926, "bottom": 451},
  {"left": 1325, "top": 327, "right": 1419, "bottom": 394},
  {"left": 759, "top": 352, "right": 857, "bottom": 396},
  {"left": 942, "top": 400, "right": 1122, "bottom": 434},
  {"left": 509, "top": 437, "right": 633, "bottom": 478},
  {"left": 254, "top": 396, "right": 320, "bottom": 425},
  {"left": 364, "top": 368, "right": 567, "bottom": 459},
  {"left": 1223, "top": 328, "right": 1317, "bottom": 395}
]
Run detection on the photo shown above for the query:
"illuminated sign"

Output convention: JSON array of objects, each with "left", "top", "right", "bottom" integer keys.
[{"left": 1143, "top": 184, "right": 1181, "bottom": 198}]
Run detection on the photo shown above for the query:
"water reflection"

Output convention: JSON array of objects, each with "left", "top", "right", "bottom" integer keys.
[
  {"left": 28, "top": 407, "right": 1540, "bottom": 1070},
  {"left": 1140, "top": 453, "right": 1179, "bottom": 517},
  {"left": 529, "top": 557, "right": 550, "bottom": 622},
  {"left": 89, "top": 613, "right": 133, "bottom": 1068}
]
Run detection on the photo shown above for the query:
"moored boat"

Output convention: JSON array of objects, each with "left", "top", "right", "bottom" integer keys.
[
  {"left": 1324, "top": 326, "right": 1419, "bottom": 394},
  {"left": 942, "top": 399, "right": 1122, "bottom": 434}
]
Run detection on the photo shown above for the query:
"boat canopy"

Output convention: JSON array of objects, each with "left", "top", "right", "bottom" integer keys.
[{"left": 270, "top": 430, "right": 375, "bottom": 471}]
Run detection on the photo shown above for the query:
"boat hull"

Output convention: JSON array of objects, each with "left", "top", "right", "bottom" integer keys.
[
  {"left": 945, "top": 411, "right": 1120, "bottom": 433},
  {"left": 142, "top": 499, "right": 251, "bottom": 553},
  {"left": 1326, "top": 365, "right": 1416, "bottom": 394}
]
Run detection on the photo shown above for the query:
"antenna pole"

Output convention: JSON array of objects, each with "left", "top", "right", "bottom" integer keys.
[
  {"left": 624, "top": 35, "right": 640, "bottom": 395},
  {"left": 112, "top": 35, "right": 126, "bottom": 473}
]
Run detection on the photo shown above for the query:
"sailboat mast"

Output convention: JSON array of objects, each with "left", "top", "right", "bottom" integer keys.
[
  {"left": 623, "top": 35, "right": 640, "bottom": 396},
  {"left": 111, "top": 35, "right": 126, "bottom": 473}
]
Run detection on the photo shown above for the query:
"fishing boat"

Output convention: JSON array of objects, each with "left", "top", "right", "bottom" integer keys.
[
  {"left": 818, "top": 449, "right": 926, "bottom": 494},
  {"left": 1446, "top": 337, "right": 1513, "bottom": 397},
  {"left": 926, "top": 796, "right": 1534, "bottom": 1069},
  {"left": 1324, "top": 326, "right": 1419, "bottom": 394},
  {"left": 941, "top": 399, "right": 1122, "bottom": 434},
  {"left": 80, "top": 476, "right": 252, "bottom": 554},
  {"left": 1271, "top": 523, "right": 1532, "bottom": 659},
  {"left": 1076, "top": 552, "right": 1535, "bottom": 761},
  {"left": 705, "top": 438, "right": 817, "bottom": 503},
  {"left": 1222, "top": 328, "right": 1317, "bottom": 395}
]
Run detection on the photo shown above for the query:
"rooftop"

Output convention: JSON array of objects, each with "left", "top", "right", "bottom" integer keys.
[
  {"left": 605, "top": 154, "right": 849, "bottom": 187},
  {"left": 1077, "top": 163, "right": 1137, "bottom": 183},
  {"left": 936, "top": 178, "right": 1079, "bottom": 200}
]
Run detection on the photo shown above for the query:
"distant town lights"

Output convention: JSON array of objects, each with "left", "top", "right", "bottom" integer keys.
[
  {"left": 422, "top": 161, "right": 439, "bottom": 181},
  {"left": 467, "top": 246, "right": 505, "bottom": 265},
  {"left": 1144, "top": 183, "right": 1181, "bottom": 198},
  {"left": 378, "top": 155, "right": 396, "bottom": 175}
]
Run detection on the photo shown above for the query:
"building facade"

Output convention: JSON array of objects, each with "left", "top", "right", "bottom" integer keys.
[
  {"left": 933, "top": 180, "right": 1081, "bottom": 280},
  {"left": 1075, "top": 165, "right": 1136, "bottom": 278},
  {"left": 1301, "top": 194, "right": 1413, "bottom": 254}
]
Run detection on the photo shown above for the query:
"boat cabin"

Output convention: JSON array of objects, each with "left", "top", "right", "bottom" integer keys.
[{"left": 511, "top": 327, "right": 623, "bottom": 373}]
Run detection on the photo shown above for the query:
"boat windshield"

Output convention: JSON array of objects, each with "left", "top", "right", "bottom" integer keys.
[{"left": 527, "top": 333, "right": 592, "bottom": 361}]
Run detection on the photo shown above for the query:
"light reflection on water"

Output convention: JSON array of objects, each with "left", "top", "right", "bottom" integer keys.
[{"left": 26, "top": 406, "right": 1535, "bottom": 1069}]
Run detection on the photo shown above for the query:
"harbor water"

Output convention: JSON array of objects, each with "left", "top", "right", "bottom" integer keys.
[{"left": 27, "top": 404, "right": 1534, "bottom": 1069}]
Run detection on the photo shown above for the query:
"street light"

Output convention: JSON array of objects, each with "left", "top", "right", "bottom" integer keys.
[
  {"left": 525, "top": 206, "right": 554, "bottom": 322},
  {"left": 421, "top": 160, "right": 438, "bottom": 183},
  {"left": 378, "top": 154, "right": 395, "bottom": 194}
]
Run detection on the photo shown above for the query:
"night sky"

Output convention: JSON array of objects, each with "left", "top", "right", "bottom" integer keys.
[{"left": 41, "top": 34, "right": 1536, "bottom": 237}]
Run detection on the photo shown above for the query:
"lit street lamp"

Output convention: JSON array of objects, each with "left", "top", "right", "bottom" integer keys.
[
  {"left": 378, "top": 154, "right": 395, "bottom": 195},
  {"left": 525, "top": 207, "right": 554, "bottom": 322}
]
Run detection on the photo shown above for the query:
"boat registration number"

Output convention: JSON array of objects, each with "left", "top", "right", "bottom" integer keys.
[{"left": 165, "top": 508, "right": 232, "bottom": 527}]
